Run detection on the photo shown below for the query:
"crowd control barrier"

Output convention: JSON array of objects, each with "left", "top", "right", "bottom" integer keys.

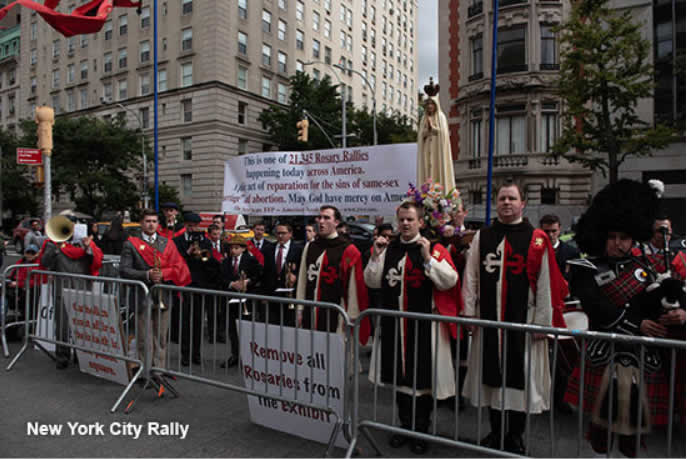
[
  {"left": 1, "top": 263, "right": 40, "bottom": 357},
  {"left": 347, "top": 309, "right": 686, "bottom": 458},
  {"left": 5, "top": 269, "right": 150, "bottom": 413},
  {"left": 143, "top": 284, "right": 354, "bottom": 456}
]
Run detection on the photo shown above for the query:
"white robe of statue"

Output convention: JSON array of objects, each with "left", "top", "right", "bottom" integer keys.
[{"left": 416, "top": 96, "right": 455, "bottom": 191}]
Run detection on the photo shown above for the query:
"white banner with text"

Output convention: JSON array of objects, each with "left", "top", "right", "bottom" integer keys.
[
  {"left": 223, "top": 144, "right": 416, "bottom": 216},
  {"left": 240, "top": 320, "right": 347, "bottom": 448}
]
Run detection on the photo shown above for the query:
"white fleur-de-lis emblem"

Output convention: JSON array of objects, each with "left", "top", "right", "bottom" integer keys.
[
  {"left": 385, "top": 258, "right": 404, "bottom": 287},
  {"left": 482, "top": 248, "right": 502, "bottom": 274},
  {"left": 307, "top": 260, "right": 321, "bottom": 282}
]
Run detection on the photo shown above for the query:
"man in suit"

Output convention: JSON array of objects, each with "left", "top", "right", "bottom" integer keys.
[
  {"left": 251, "top": 221, "right": 273, "bottom": 254},
  {"left": 305, "top": 223, "right": 317, "bottom": 243},
  {"left": 158, "top": 202, "right": 185, "bottom": 240},
  {"left": 119, "top": 209, "right": 190, "bottom": 370},
  {"left": 262, "top": 223, "right": 304, "bottom": 325},
  {"left": 205, "top": 224, "right": 225, "bottom": 342},
  {"left": 540, "top": 214, "right": 579, "bottom": 282},
  {"left": 220, "top": 234, "right": 263, "bottom": 368},
  {"left": 174, "top": 213, "right": 223, "bottom": 366}
]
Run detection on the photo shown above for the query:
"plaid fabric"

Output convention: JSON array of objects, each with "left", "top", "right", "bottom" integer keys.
[
  {"left": 599, "top": 256, "right": 665, "bottom": 308},
  {"left": 564, "top": 360, "right": 672, "bottom": 426}
]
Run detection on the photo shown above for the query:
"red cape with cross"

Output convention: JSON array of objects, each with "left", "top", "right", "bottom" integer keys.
[{"left": 0, "top": 0, "right": 141, "bottom": 37}]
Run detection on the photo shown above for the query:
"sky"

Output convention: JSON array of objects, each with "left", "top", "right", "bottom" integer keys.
[{"left": 417, "top": 0, "right": 438, "bottom": 94}]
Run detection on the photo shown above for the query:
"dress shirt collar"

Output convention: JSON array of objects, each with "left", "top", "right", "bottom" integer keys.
[
  {"left": 400, "top": 233, "right": 421, "bottom": 244},
  {"left": 143, "top": 232, "right": 157, "bottom": 244}
]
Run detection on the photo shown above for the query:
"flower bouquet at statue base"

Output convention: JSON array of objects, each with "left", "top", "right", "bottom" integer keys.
[{"left": 402, "top": 179, "right": 463, "bottom": 241}]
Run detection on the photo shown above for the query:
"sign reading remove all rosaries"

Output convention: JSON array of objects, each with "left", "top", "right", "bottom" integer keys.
[{"left": 222, "top": 144, "right": 416, "bottom": 216}]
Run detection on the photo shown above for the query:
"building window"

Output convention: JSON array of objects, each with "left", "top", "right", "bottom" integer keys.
[
  {"left": 340, "top": 30, "right": 346, "bottom": 49},
  {"left": 497, "top": 25, "right": 527, "bottom": 73},
  {"left": 279, "top": 0, "right": 287, "bottom": 10},
  {"left": 238, "top": 139, "right": 248, "bottom": 155},
  {"left": 182, "top": 0, "right": 193, "bottom": 15},
  {"left": 80, "top": 88, "right": 88, "bottom": 109},
  {"left": 159, "top": 69, "right": 168, "bottom": 91},
  {"left": 278, "top": 51, "right": 287, "bottom": 73},
  {"left": 262, "top": 43, "right": 272, "bottom": 66},
  {"left": 540, "top": 103, "right": 558, "bottom": 152},
  {"left": 182, "top": 99, "right": 192, "bottom": 122},
  {"left": 52, "top": 39, "right": 60, "bottom": 58},
  {"left": 140, "top": 41, "right": 150, "bottom": 62},
  {"left": 238, "top": 31, "right": 247, "bottom": 54},
  {"left": 346, "top": 34, "right": 352, "bottom": 52},
  {"left": 31, "top": 77, "right": 37, "bottom": 94},
  {"left": 31, "top": 48, "right": 37, "bottom": 65},
  {"left": 181, "top": 28, "right": 192, "bottom": 51},
  {"left": 141, "top": 7, "right": 150, "bottom": 27},
  {"left": 296, "top": 0, "right": 304, "bottom": 21},
  {"left": 262, "top": 77, "right": 272, "bottom": 98},
  {"left": 470, "top": 35, "right": 483, "bottom": 79},
  {"left": 296, "top": 29, "right": 304, "bottom": 50},
  {"left": 66, "top": 64, "right": 74, "bottom": 83},
  {"left": 324, "top": 19, "right": 331, "bottom": 39},
  {"left": 52, "top": 69, "right": 60, "bottom": 88},
  {"left": 119, "top": 14, "right": 127, "bottom": 35},
  {"left": 540, "top": 25, "right": 558, "bottom": 70},
  {"left": 182, "top": 137, "right": 192, "bottom": 160},
  {"left": 104, "top": 52, "right": 113, "bottom": 72},
  {"left": 471, "top": 190, "right": 483, "bottom": 205},
  {"left": 324, "top": 46, "right": 332, "bottom": 64},
  {"left": 237, "top": 65, "right": 248, "bottom": 89},
  {"left": 278, "top": 19, "right": 287, "bottom": 40},
  {"left": 262, "top": 9, "right": 272, "bottom": 33},
  {"left": 278, "top": 83, "right": 288, "bottom": 104},
  {"left": 81, "top": 61, "right": 88, "bottom": 79},
  {"left": 238, "top": 101, "right": 247, "bottom": 124},
  {"left": 140, "top": 107, "right": 150, "bottom": 129},
  {"left": 313, "top": 68, "right": 320, "bottom": 80},
  {"left": 181, "top": 174, "right": 192, "bottom": 197},
  {"left": 104, "top": 20, "right": 113, "bottom": 40},
  {"left": 324, "top": 0, "right": 331, "bottom": 13},
  {"left": 103, "top": 82, "right": 113, "bottom": 101},
  {"left": 496, "top": 105, "right": 527, "bottom": 154},
  {"left": 52, "top": 95, "right": 60, "bottom": 114},
  {"left": 471, "top": 114, "right": 482, "bottom": 158},
  {"left": 296, "top": 60, "right": 304, "bottom": 72},
  {"left": 80, "top": 34, "right": 88, "bottom": 48},
  {"left": 541, "top": 187, "right": 557, "bottom": 205},
  {"left": 238, "top": 0, "right": 247, "bottom": 19},
  {"left": 181, "top": 62, "right": 193, "bottom": 87},
  {"left": 312, "top": 39, "right": 320, "bottom": 58},
  {"left": 653, "top": 0, "right": 685, "bottom": 126},
  {"left": 118, "top": 79, "right": 127, "bottom": 100},
  {"left": 140, "top": 73, "right": 150, "bottom": 95},
  {"left": 313, "top": 11, "right": 320, "bottom": 31},
  {"left": 31, "top": 22, "right": 37, "bottom": 40}
]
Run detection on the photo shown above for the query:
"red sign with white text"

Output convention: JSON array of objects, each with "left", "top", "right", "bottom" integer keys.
[{"left": 17, "top": 148, "right": 43, "bottom": 165}]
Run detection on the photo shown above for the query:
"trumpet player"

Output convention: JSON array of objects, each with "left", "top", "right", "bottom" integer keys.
[
  {"left": 40, "top": 217, "right": 104, "bottom": 370},
  {"left": 120, "top": 209, "right": 190, "bottom": 370},
  {"left": 173, "top": 213, "right": 223, "bottom": 366},
  {"left": 262, "top": 223, "right": 303, "bottom": 326},
  {"left": 158, "top": 202, "right": 185, "bottom": 240},
  {"left": 220, "top": 234, "right": 262, "bottom": 368}
]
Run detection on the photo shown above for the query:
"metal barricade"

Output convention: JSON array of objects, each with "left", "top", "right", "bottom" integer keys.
[
  {"left": 347, "top": 309, "right": 686, "bottom": 458},
  {"left": 1, "top": 263, "right": 40, "bottom": 358},
  {"left": 5, "top": 269, "right": 150, "bottom": 413},
  {"left": 141, "top": 284, "right": 353, "bottom": 457}
]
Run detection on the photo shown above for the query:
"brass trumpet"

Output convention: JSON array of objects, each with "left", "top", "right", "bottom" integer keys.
[
  {"left": 239, "top": 270, "right": 251, "bottom": 316},
  {"left": 190, "top": 241, "right": 211, "bottom": 262},
  {"left": 285, "top": 262, "right": 296, "bottom": 310},
  {"left": 167, "top": 214, "right": 176, "bottom": 229},
  {"left": 153, "top": 254, "right": 168, "bottom": 311}
]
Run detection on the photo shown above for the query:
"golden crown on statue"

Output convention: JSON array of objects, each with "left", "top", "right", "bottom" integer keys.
[{"left": 423, "top": 77, "right": 440, "bottom": 97}]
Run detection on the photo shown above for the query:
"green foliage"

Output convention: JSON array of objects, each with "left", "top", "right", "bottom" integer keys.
[
  {"left": 0, "top": 128, "right": 40, "bottom": 219},
  {"left": 551, "top": 0, "right": 674, "bottom": 183},
  {"left": 259, "top": 71, "right": 416, "bottom": 150},
  {"left": 18, "top": 116, "right": 152, "bottom": 219}
]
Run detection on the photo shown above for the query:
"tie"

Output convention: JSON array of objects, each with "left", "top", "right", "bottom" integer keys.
[
  {"left": 233, "top": 256, "right": 239, "bottom": 275},
  {"left": 276, "top": 244, "right": 284, "bottom": 274}
]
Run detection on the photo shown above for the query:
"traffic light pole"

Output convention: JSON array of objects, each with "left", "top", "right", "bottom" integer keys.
[{"left": 44, "top": 155, "right": 51, "bottom": 220}]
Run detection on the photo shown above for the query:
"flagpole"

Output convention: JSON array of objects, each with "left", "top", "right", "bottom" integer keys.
[
  {"left": 485, "top": 0, "right": 499, "bottom": 226},
  {"left": 153, "top": 0, "right": 159, "bottom": 212}
]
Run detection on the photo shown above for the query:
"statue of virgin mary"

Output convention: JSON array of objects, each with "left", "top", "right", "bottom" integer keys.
[{"left": 416, "top": 78, "right": 455, "bottom": 191}]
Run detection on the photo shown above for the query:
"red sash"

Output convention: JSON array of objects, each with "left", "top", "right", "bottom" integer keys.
[
  {"left": 246, "top": 241, "right": 265, "bottom": 266},
  {"left": 127, "top": 236, "right": 191, "bottom": 286}
]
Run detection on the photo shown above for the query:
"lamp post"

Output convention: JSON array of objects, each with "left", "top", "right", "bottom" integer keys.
[
  {"left": 334, "top": 64, "right": 377, "bottom": 146},
  {"left": 303, "top": 61, "right": 347, "bottom": 148},
  {"left": 115, "top": 103, "right": 149, "bottom": 209}
]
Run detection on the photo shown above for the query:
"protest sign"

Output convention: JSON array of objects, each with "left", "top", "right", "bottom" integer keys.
[
  {"left": 223, "top": 143, "right": 416, "bottom": 216},
  {"left": 240, "top": 321, "right": 347, "bottom": 448},
  {"left": 63, "top": 288, "right": 129, "bottom": 386}
]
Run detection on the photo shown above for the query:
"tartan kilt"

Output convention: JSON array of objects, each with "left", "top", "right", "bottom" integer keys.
[{"left": 564, "top": 360, "right": 671, "bottom": 426}]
